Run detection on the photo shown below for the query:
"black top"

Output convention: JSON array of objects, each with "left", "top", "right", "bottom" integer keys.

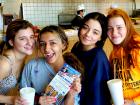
[
  {"left": 71, "top": 42, "right": 111, "bottom": 105},
  {"left": 71, "top": 15, "right": 83, "bottom": 28}
]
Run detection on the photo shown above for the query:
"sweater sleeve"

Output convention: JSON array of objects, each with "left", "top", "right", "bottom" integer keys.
[{"left": 86, "top": 50, "right": 111, "bottom": 105}]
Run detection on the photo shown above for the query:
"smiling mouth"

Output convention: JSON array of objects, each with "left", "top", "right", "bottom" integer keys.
[
  {"left": 45, "top": 53, "right": 54, "bottom": 61},
  {"left": 24, "top": 46, "right": 33, "bottom": 50},
  {"left": 83, "top": 37, "right": 91, "bottom": 41}
]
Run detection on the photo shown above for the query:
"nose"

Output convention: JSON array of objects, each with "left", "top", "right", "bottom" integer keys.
[
  {"left": 44, "top": 43, "right": 50, "bottom": 52},
  {"left": 112, "top": 28, "right": 118, "bottom": 35},
  {"left": 85, "top": 29, "right": 91, "bottom": 36},
  {"left": 27, "top": 38, "right": 34, "bottom": 46}
]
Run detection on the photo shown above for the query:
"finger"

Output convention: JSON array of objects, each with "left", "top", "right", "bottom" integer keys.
[
  {"left": 74, "top": 77, "right": 81, "bottom": 82},
  {"left": 15, "top": 97, "right": 22, "bottom": 105},
  {"left": 39, "top": 96, "right": 56, "bottom": 105}
]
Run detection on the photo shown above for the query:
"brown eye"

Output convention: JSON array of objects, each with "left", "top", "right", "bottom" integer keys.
[{"left": 39, "top": 42, "right": 46, "bottom": 48}]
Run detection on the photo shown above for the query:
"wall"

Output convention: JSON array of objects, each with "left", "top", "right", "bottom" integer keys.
[
  {"left": 0, "top": 6, "right": 3, "bottom": 33},
  {"left": 0, "top": 0, "right": 140, "bottom": 28}
]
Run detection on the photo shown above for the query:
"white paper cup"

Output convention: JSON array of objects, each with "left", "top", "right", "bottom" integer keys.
[
  {"left": 107, "top": 79, "right": 124, "bottom": 105},
  {"left": 20, "top": 87, "right": 35, "bottom": 105}
]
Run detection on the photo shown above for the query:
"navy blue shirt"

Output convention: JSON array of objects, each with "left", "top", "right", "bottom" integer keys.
[{"left": 71, "top": 42, "right": 111, "bottom": 105}]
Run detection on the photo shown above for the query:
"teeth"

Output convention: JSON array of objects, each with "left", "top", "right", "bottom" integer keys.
[
  {"left": 46, "top": 53, "right": 51, "bottom": 56},
  {"left": 25, "top": 47, "right": 32, "bottom": 50}
]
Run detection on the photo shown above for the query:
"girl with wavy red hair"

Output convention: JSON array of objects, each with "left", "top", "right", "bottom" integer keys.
[{"left": 107, "top": 8, "right": 140, "bottom": 105}]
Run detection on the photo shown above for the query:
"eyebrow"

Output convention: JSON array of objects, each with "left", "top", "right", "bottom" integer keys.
[
  {"left": 94, "top": 29, "right": 101, "bottom": 33},
  {"left": 84, "top": 24, "right": 101, "bottom": 34}
]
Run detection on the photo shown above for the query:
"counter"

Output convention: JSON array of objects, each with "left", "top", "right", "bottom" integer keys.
[
  {"left": 132, "top": 17, "right": 140, "bottom": 33},
  {"left": 134, "top": 24, "right": 140, "bottom": 33}
]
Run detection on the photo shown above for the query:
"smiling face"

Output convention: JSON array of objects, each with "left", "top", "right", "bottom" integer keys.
[
  {"left": 79, "top": 19, "right": 102, "bottom": 51},
  {"left": 10, "top": 27, "right": 35, "bottom": 55},
  {"left": 107, "top": 17, "right": 127, "bottom": 45},
  {"left": 39, "top": 32, "right": 66, "bottom": 65}
]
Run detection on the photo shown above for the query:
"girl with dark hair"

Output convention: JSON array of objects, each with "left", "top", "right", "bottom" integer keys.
[
  {"left": 71, "top": 12, "right": 111, "bottom": 105},
  {"left": 0, "top": 19, "right": 35, "bottom": 104}
]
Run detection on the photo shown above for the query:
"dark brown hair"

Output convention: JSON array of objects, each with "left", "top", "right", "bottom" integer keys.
[
  {"left": 0, "top": 19, "right": 34, "bottom": 53},
  {"left": 63, "top": 52, "right": 85, "bottom": 79}
]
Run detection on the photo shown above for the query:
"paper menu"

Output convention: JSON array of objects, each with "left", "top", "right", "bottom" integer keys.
[{"left": 45, "top": 63, "right": 81, "bottom": 102}]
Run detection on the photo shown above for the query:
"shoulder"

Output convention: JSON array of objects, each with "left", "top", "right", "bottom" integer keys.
[
  {"left": 24, "top": 57, "right": 44, "bottom": 67},
  {"left": 94, "top": 48, "right": 109, "bottom": 61},
  {"left": 71, "top": 42, "right": 80, "bottom": 52},
  {"left": 24, "top": 57, "right": 50, "bottom": 71},
  {"left": 94, "top": 47, "right": 106, "bottom": 56},
  {"left": 0, "top": 55, "right": 12, "bottom": 78},
  {"left": 0, "top": 55, "right": 11, "bottom": 70}
]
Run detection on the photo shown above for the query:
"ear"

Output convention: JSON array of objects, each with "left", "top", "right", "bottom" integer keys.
[
  {"left": 62, "top": 43, "right": 67, "bottom": 51},
  {"left": 8, "top": 40, "right": 14, "bottom": 46}
]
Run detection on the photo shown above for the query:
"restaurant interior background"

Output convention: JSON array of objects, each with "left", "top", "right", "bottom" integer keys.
[{"left": 0, "top": 0, "right": 140, "bottom": 59}]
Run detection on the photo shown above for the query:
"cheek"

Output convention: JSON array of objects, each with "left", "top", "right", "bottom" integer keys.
[
  {"left": 15, "top": 41, "right": 24, "bottom": 47},
  {"left": 93, "top": 35, "right": 101, "bottom": 42},
  {"left": 79, "top": 30, "right": 85, "bottom": 39},
  {"left": 80, "top": 29, "right": 87, "bottom": 36},
  {"left": 107, "top": 31, "right": 112, "bottom": 38},
  {"left": 122, "top": 30, "right": 127, "bottom": 38}
]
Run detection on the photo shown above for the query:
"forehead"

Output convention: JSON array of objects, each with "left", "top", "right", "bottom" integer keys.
[
  {"left": 108, "top": 16, "right": 125, "bottom": 25},
  {"left": 15, "top": 27, "right": 34, "bottom": 37},
  {"left": 85, "top": 19, "right": 102, "bottom": 30},
  {"left": 40, "top": 32, "right": 60, "bottom": 41}
]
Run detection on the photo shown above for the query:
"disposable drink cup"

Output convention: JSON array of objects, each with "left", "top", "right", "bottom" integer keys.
[
  {"left": 107, "top": 79, "right": 124, "bottom": 105},
  {"left": 20, "top": 87, "right": 35, "bottom": 105}
]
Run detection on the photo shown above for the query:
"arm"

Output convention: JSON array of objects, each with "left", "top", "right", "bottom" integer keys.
[
  {"left": 0, "top": 56, "right": 16, "bottom": 104},
  {"left": 88, "top": 51, "right": 111, "bottom": 105},
  {"left": 64, "top": 77, "right": 81, "bottom": 105},
  {"left": 0, "top": 95, "right": 15, "bottom": 104},
  {"left": 64, "top": 93, "right": 74, "bottom": 105}
]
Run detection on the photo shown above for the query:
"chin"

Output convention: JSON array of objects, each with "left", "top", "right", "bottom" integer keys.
[
  {"left": 112, "top": 40, "right": 122, "bottom": 45},
  {"left": 25, "top": 51, "right": 33, "bottom": 55},
  {"left": 82, "top": 41, "right": 90, "bottom": 46}
]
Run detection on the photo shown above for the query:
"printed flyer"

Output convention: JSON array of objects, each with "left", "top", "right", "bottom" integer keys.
[{"left": 45, "top": 63, "right": 81, "bottom": 104}]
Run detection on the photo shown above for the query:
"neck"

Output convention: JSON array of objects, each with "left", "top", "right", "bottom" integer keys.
[
  {"left": 82, "top": 44, "right": 96, "bottom": 51},
  {"left": 50, "top": 57, "right": 65, "bottom": 73},
  {"left": 12, "top": 49, "right": 26, "bottom": 61}
]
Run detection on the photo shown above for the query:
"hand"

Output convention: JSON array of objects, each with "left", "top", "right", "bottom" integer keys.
[
  {"left": 39, "top": 96, "right": 56, "bottom": 105},
  {"left": 124, "top": 99, "right": 134, "bottom": 105},
  {"left": 14, "top": 96, "right": 29, "bottom": 105},
  {"left": 68, "top": 77, "right": 81, "bottom": 96}
]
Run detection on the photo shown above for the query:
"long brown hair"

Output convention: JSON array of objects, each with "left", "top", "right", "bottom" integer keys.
[
  {"left": 0, "top": 19, "right": 34, "bottom": 53},
  {"left": 107, "top": 8, "right": 140, "bottom": 52}
]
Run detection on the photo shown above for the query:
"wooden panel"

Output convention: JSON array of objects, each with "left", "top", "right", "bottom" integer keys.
[{"left": 103, "top": 38, "right": 113, "bottom": 59}]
